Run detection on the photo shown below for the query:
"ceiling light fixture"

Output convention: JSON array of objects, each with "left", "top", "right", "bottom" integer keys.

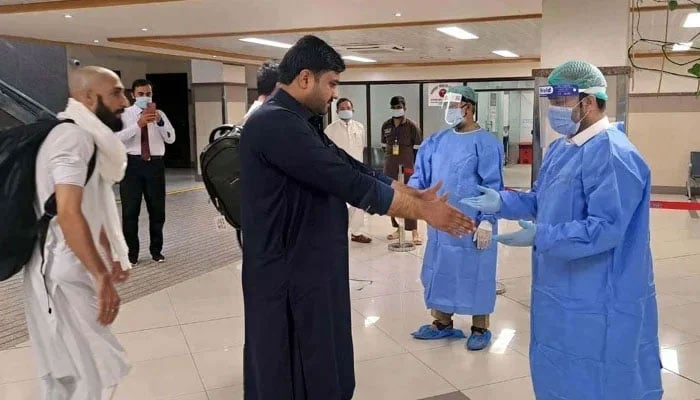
[
  {"left": 395, "top": 12, "right": 402, "bottom": 17},
  {"left": 64, "top": 14, "right": 72, "bottom": 18},
  {"left": 672, "top": 42, "right": 693, "bottom": 51},
  {"left": 141, "top": 27, "right": 149, "bottom": 31},
  {"left": 492, "top": 50, "right": 520, "bottom": 58},
  {"left": 239, "top": 37, "right": 293, "bottom": 49},
  {"left": 684, "top": 12, "right": 700, "bottom": 28},
  {"left": 93, "top": 39, "right": 100, "bottom": 43},
  {"left": 437, "top": 26, "right": 478, "bottom": 40},
  {"left": 342, "top": 55, "right": 377, "bottom": 63}
]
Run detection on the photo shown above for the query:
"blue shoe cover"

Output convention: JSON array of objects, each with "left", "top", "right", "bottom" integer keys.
[
  {"left": 466, "top": 329, "right": 492, "bottom": 350},
  {"left": 411, "top": 324, "right": 466, "bottom": 340}
]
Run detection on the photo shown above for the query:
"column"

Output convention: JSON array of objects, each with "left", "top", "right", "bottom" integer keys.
[{"left": 190, "top": 60, "right": 247, "bottom": 177}]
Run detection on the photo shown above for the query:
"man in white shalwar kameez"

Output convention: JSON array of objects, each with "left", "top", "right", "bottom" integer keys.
[
  {"left": 23, "top": 66, "right": 133, "bottom": 400},
  {"left": 325, "top": 97, "right": 372, "bottom": 244}
]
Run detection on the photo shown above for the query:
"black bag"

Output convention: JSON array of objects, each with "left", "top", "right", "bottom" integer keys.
[
  {"left": 0, "top": 119, "right": 96, "bottom": 281},
  {"left": 200, "top": 125, "right": 244, "bottom": 247}
]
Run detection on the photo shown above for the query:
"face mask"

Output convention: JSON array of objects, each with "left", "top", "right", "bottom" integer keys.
[
  {"left": 338, "top": 110, "right": 353, "bottom": 120},
  {"left": 391, "top": 109, "right": 405, "bottom": 118},
  {"left": 445, "top": 107, "right": 465, "bottom": 126},
  {"left": 547, "top": 106, "right": 580, "bottom": 136},
  {"left": 134, "top": 96, "right": 152, "bottom": 110}
]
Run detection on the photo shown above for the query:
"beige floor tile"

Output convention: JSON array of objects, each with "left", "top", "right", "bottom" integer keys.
[
  {"left": 207, "top": 385, "right": 244, "bottom": 400},
  {"left": 0, "top": 380, "right": 39, "bottom": 400},
  {"left": 181, "top": 317, "right": 244, "bottom": 354},
  {"left": 171, "top": 294, "right": 244, "bottom": 325},
  {"left": 113, "top": 354, "right": 203, "bottom": 400},
  {"left": 111, "top": 290, "right": 179, "bottom": 334},
  {"left": 462, "top": 377, "right": 534, "bottom": 400},
  {"left": 354, "top": 353, "right": 455, "bottom": 400},
  {"left": 0, "top": 346, "right": 36, "bottom": 384},
  {"left": 661, "top": 370, "right": 700, "bottom": 400},
  {"left": 116, "top": 326, "right": 190, "bottom": 363},
  {"left": 661, "top": 302, "right": 700, "bottom": 335},
  {"left": 413, "top": 340, "right": 531, "bottom": 390},
  {"left": 352, "top": 325, "right": 407, "bottom": 362},
  {"left": 192, "top": 346, "right": 244, "bottom": 391}
]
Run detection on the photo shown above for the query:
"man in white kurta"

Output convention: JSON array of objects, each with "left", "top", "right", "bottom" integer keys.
[
  {"left": 24, "top": 66, "right": 132, "bottom": 400},
  {"left": 325, "top": 98, "right": 372, "bottom": 244}
]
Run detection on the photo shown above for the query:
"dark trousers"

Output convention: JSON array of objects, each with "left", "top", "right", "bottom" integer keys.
[
  {"left": 120, "top": 156, "right": 166, "bottom": 259},
  {"left": 503, "top": 137, "right": 509, "bottom": 163}
]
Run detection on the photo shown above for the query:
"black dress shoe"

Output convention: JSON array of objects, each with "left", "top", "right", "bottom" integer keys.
[
  {"left": 129, "top": 256, "right": 139, "bottom": 266},
  {"left": 152, "top": 254, "right": 166, "bottom": 263}
]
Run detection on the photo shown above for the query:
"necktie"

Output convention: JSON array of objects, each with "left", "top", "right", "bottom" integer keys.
[{"left": 141, "top": 124, "right": 151, "bottom": 161}]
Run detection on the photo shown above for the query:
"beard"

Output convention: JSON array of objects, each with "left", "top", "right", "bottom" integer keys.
[{"left": 95, "top": 95, "right": 124, "bottom": 132}]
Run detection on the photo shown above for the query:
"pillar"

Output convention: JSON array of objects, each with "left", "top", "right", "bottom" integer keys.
[{"left": 190, "top": 60, "right": 247, "bottom": 177}]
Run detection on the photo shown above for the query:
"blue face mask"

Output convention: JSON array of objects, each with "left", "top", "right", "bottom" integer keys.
[
  {"left": 134, "top": 96, "right": 152, "bottom": 110},
  {"left": 547, "top": 106, "right": 580, "bottom": 136}
]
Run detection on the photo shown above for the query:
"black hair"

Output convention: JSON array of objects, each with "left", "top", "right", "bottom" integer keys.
[
  {"left": 579, "top": 93, "right": 606, "bottom": 111},
  {"left": 278, "top": 35, "right": 346, "bottom": 85},
  {"left": 131, "top": 79, "right": 152, "bottom": 91},
  {"left": 336, "top": 97, "right": 353, "bottom": 109},
  {"left": 390, "top": 96, "right": 406, "bottom": 107},
  {"left": 257, "top": 60, "right": 279, "bottom": 97}
]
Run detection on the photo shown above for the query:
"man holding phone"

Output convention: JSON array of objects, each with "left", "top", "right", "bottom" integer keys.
[{"left": 116, "top": 79, "right": 176, "bottom": 266}]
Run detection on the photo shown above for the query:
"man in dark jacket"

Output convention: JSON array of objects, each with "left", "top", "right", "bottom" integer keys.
[{"left": 240, "top": 35, "right": 475, "bottom": 400}]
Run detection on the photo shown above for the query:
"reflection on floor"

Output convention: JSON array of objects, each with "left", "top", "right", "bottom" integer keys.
[{"left": 2, "top": 191, "right": 700, "bottom": 399}]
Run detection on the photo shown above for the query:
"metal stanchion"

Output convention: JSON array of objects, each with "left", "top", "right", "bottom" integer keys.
[{"left": 388, "top": 164, "right": 415, "bottom": 253}]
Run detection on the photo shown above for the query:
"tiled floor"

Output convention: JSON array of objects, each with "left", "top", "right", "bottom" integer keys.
[{"left": 2, "top": 168, "right": 700, "bottom": 399}]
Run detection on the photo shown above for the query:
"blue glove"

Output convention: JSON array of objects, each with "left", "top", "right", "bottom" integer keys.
[
  {"left": 459, "top": 185, "right": 502, "bottom": 213},
  {"left": 492, "top": 220, "right": 536, "bottom": 247}
]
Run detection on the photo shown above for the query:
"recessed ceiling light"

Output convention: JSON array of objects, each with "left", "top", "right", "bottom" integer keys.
[
  {"left": 672, "top": 42, "right": 693, "bottom": 51},
  {"left": 93, "top": 39, "right": 100, "bottom": 43},
  {"left": 342, "top": 55, "right": 377, "bottom": 63},
  {"left": 141, "top": 27, "right": 149, "bottom": 32},
  {"left": 437, "top": 26, "right": 478, "bottom": 40},
  {"left": 492, "top": 50, "right": 520, "bottom": 58},
  {"left": 213, "top": 55, "right": 218, "bottom": 58},
  {"left": 64, "top": 14, "right": 72, "bottom": 18},
  {"left": 239, "top": 38, "right": 293, "bottom": 49},
  {"left": 684, "top": 13, "right": 700, "bottom": 28},
  {"left": 395, "top": 12, "right": 402, "bottom": 17}
]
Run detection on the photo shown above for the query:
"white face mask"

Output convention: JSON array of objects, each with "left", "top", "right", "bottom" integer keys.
[
  {"left": 338, "top": 110, "right": 353, "bottom": 120},
  {"left": 391, "top": 109, "right": 405, "bottom": 118},
  {"left": 134, "top": 96, "right": 152, "bottom": 110}
]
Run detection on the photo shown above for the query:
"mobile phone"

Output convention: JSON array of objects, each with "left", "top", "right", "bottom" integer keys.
[{"left": 146, "top": 102, "right": 156, "bottom": 114}]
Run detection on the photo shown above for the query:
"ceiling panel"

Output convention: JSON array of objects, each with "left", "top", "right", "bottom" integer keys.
[{"left": 156, "top": 18, "right": 541, "bottom": 64}]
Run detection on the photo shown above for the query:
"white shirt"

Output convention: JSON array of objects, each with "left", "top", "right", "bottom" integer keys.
[
  {"left": 569, "top": 117, "right": 610, "bottom": 147},
  {"left": 242, "top": 100, "right": 263, "bottom": 124},
  {"left": 116, "top": 105, "right": 175, "bottom": 156},
  {"left": 325, "top": 119, "right": 366, "bottom": 162},
  {"left": 26, "top": 124, "right": 130, "bottom": 389}
]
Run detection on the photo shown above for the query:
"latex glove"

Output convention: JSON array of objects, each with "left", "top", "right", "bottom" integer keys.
[
  {"left": 459, "top": 185, "right": 502, "bottom": 213},
  {"left": 473, "top": 221, "right": 492, "bottom": 250},
  {"left": 492, "top": 220, "right": 536, "bottom": 247}
]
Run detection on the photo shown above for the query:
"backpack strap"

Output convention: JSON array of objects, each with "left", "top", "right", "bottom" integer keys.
[{"left": 37, "top": 144, "right": 97, "bottom": 314}]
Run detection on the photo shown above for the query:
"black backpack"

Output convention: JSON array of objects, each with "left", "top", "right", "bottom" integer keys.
[
  {"left": 200, "top": 124, "right": 244, "bottom": 247},
  {"left": 0, "top": 119, "right": 96, "bottom": 281}
]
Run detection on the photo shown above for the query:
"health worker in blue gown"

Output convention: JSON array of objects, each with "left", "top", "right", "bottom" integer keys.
[
  {"left": 408, "top": 86, "right": 504, "bottom": 351},
  {"left": 461, "top": 60, "right": 662, "bottom": 400}
]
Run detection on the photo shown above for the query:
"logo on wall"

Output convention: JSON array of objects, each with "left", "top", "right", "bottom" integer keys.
[{"left": 427, "top": 83, "right": 460, "bottom": 107}]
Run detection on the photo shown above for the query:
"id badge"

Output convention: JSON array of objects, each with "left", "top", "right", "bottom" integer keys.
[{"left": 392, "top": 144, "right": 400, "bottom": 156}]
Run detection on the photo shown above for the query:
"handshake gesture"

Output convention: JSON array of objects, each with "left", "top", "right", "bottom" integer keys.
[{"left": 390, "top": 181, "right": 475, "bottom": 238}]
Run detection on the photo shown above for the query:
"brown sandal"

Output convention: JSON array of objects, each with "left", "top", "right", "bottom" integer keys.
[{"left": 351, "top": 234, "right": 372, "bottom": 244}]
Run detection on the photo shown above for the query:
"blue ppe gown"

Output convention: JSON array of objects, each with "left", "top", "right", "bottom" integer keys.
[
  {"left": 408, "top": 128, "right": 504, "bottom": 315},
  {"left": 498, "top": 126, "right": 662, "bottom": 400}
]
